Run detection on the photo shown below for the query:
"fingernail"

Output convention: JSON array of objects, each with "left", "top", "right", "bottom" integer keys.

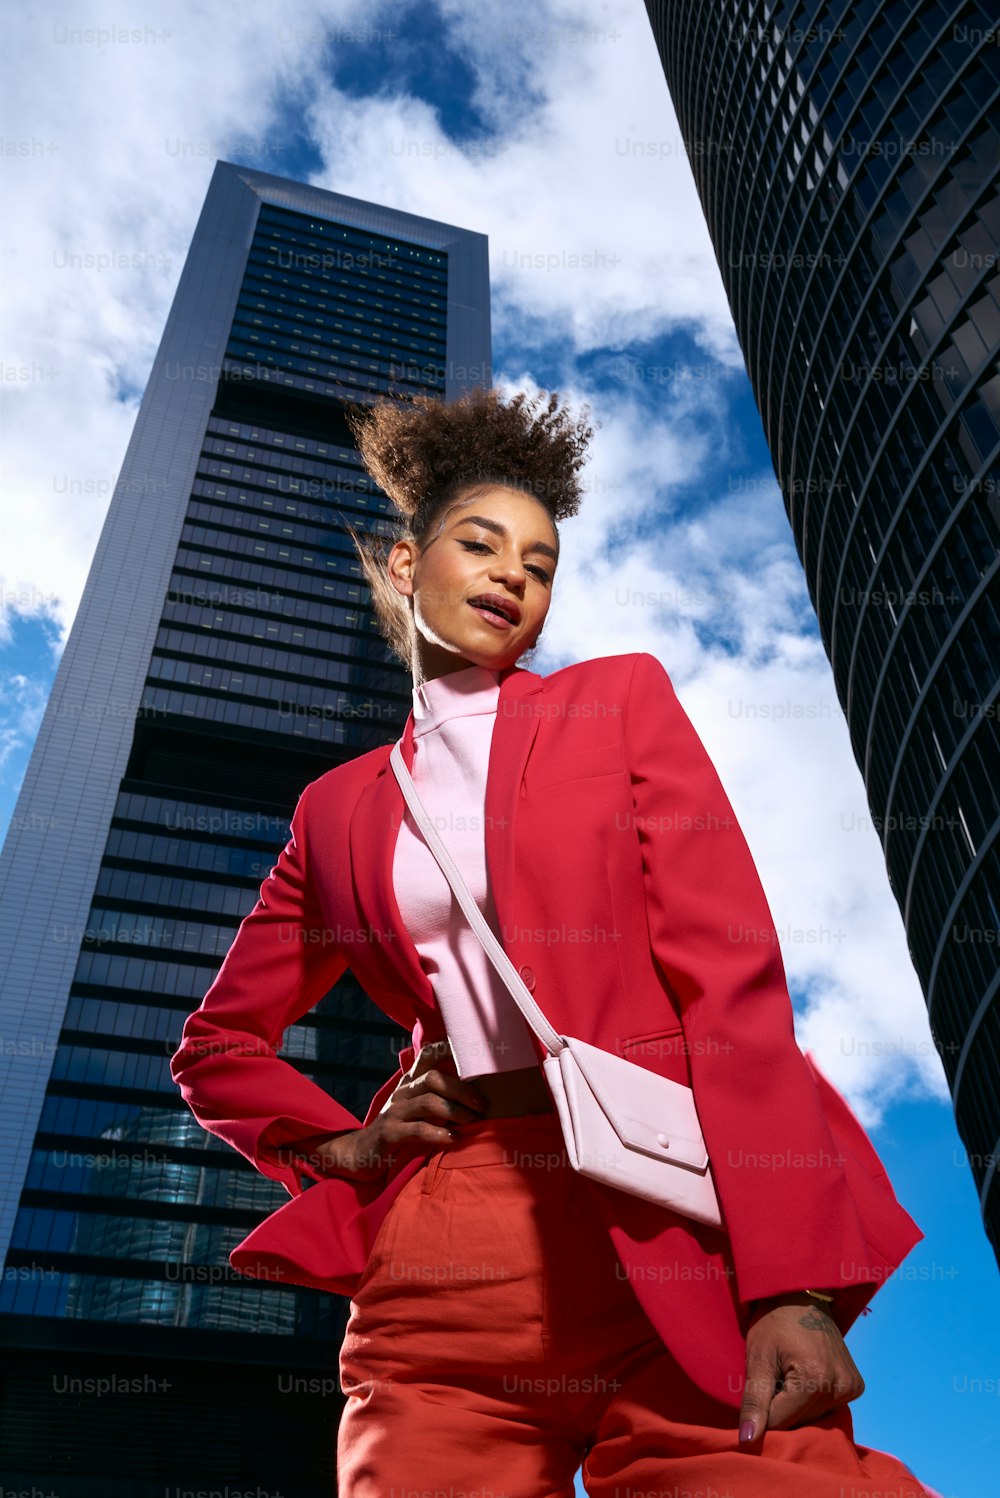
[{"left": 739, "top": 1420, "right": 756, "bottom": 1443}]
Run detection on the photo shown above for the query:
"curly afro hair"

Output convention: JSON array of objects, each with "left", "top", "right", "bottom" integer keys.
[{"left": 340, "top": 385, "right": 594, "bottom": 670}]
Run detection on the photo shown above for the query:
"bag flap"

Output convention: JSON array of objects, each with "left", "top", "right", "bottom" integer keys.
[{"left": 564, "top": 1035, "right": 710, "bottom": 1172}]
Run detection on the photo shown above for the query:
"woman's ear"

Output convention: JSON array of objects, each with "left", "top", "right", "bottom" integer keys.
[{"left": 386, "top": 538, "right": 416, "bottom": 599}]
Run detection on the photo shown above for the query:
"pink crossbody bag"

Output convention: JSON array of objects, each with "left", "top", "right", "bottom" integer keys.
[{"left": 389, "top": 742, "right": 724, "bottom": 1230}]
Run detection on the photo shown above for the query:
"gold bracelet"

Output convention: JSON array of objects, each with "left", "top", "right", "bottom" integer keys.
[{"left": 749, "top": 1288, "right": 836, "bottom": 1314}]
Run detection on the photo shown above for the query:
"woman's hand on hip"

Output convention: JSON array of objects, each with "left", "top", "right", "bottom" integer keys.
[
  {"left": 737, "top": 1293, "right": 865, "bottom": 1445},
  {"left": 308, "top": 1040, "right": 489, "bottom": 1181}
]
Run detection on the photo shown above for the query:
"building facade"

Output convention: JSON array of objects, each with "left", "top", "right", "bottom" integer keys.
[
  {"left": 643, "top": 0, "right": 1000, "bottom": 1257},
  {"left": 0, "top": 161, "right": 490, "bottom": 1495}
]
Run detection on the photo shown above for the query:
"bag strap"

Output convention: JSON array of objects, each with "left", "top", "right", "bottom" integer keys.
[{"left": 389, "top": 741, "right": 565, "bottom": 1058}]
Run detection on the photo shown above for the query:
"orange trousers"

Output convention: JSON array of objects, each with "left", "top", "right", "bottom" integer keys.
[{"left": 337, "top": 1110, "right": 935, "bottom": 1497}]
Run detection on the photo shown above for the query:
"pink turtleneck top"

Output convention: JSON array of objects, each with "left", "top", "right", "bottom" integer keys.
[{"left": 391, "top": 662, "right": 540, "bottom": 1078}]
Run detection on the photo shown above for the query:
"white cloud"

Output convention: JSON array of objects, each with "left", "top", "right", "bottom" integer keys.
[
  {"left": 305, "top": 1, "right": 740, "bottom": 362},
  {"left": 0, "top": 670, "right": 52, "bottom": 782}
]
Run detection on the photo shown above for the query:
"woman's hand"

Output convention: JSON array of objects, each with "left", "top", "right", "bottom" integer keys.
[
  {"left": 737, "top": 1293, "right": 865, "bottom": 1445},
  {"left": 300, "top": 1040, "right": 488, "bottom": 1181}
]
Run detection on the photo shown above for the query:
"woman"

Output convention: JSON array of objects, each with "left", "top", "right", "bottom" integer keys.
[{"left": 170, "top": 388, "right": 936, "bottom": 1496}]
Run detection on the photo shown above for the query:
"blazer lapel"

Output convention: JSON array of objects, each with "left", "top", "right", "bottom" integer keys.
[{"left": 347, "top": 661, "right": 545, "bottom": 1007}]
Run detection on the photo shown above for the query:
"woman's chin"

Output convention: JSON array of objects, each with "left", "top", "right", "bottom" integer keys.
[{"left": 421, "top": 626, "right": 523, "bottom": 670}]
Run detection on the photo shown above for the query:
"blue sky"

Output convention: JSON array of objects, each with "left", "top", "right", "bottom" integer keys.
[{"left": 1, "top": 3, "right": 997, "bottom": 1494}]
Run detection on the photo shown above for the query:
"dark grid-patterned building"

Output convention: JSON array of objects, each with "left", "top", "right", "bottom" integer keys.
[
  {"left": 0, "top": 161, "right": 490, "bottom": 1497},
  {"left": 644, "top": 0, "right": 1000, "bottom": 1260}
]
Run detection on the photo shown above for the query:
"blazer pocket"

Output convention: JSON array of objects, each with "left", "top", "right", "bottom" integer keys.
[
  {"left": 524, "top": 741, "right": 626, "bottom": 792},
  {"left": 620, "top": 1025, "right": 684, "bottom": 1057},
  {"left": 620, "top": 1026, "right": 689, "bottom": 1084}
]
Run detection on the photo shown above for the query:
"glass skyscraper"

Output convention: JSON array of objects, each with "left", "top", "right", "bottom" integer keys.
[
  {"left": 0, "top": 161, "right": 490, "bottom": 1495},
  {"left": 643, "top": 0, "right": 999, "bottom": 1260}
]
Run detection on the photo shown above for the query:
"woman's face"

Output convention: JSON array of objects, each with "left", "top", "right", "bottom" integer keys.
[{"left": 387, "top": 485, "right": 559, "bottom": 680}]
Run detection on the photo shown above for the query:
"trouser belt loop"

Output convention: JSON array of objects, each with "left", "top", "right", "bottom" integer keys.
[{"left": 420, "top": 1147, "right": 447, "bottom": 1195}]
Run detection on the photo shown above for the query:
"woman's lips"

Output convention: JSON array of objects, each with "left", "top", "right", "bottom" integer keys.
[{"left": 468, "top": 601, "right": 515, "bottom": 630}]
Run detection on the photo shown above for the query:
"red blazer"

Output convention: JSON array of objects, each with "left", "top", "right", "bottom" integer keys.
[{"left": 170, "top": 651, "right": 923, "bottom": 1407}]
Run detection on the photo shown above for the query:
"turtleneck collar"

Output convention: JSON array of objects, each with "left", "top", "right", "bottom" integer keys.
[{"left": 411, "top": 662, "right": 502, "bottom": 737}]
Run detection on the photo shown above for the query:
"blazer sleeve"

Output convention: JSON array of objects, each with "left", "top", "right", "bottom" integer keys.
[
  {"left": 622, "top": 651, "right": 922, "bottom": 1310},
  {"left": 169, "top": 778, "right": 365, "bottom": 1199}
]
